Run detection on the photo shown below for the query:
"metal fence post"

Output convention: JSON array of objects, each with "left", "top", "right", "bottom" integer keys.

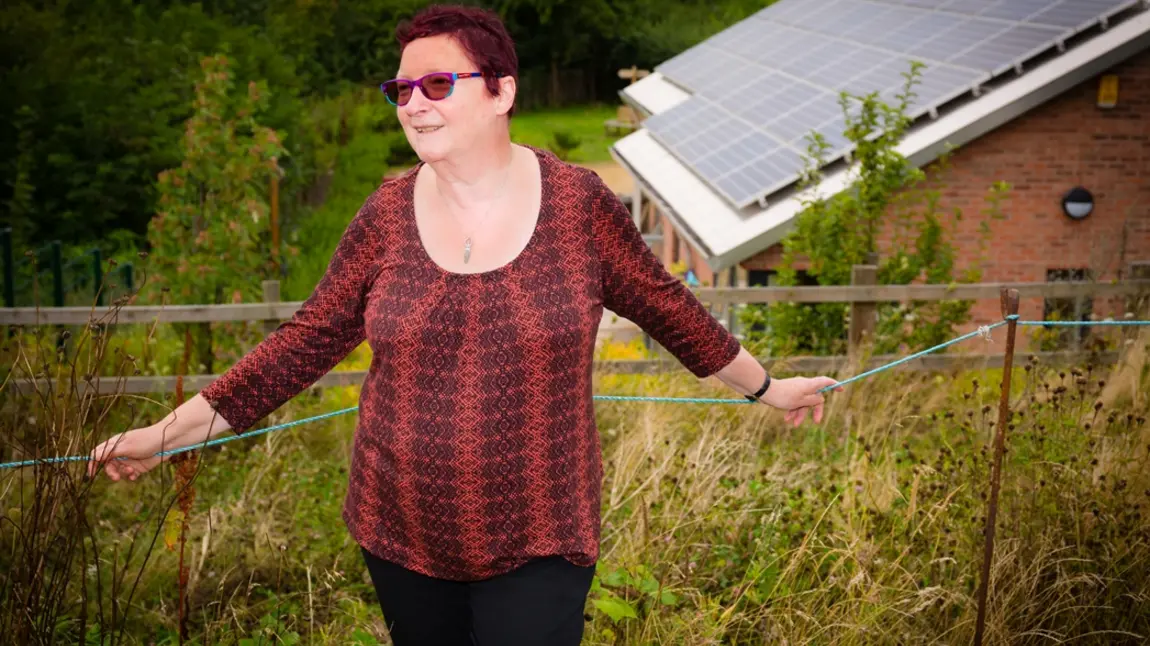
[
  {"left": 974, "top": 287, "right": 1020, "bottom": 646},
  {"left": 91, "top": 249, "right": 104, "bottom": 306},
  {"left": 1, "top": 228, "right": 13, "bottom": 308},
  {"left": 121, "top": 263, "right": 134, "bottom": 296},
  {"left": 50, "top": 241, "right": 64, "bottom": 307}
]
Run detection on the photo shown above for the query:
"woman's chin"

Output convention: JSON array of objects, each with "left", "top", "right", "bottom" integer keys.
[{"left": 411, "top": 141, "right": 449, "bottom": 164}]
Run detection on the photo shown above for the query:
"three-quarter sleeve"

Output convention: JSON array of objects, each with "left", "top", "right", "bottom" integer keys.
[
  {"left": 585, "top": 169, "right": 740, "bottom": 378},
  {"left": 199, "top": 201, "right": 381, "bottom": 433}
]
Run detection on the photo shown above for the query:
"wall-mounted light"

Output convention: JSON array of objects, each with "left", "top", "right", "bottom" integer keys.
[{"left": 1062, "top": 187, "right": 1094, "bottom": 220}]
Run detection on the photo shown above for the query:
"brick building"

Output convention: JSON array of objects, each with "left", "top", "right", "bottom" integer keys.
[{"left": 611, "top": 0, "right": 1150, "bottom": 347}]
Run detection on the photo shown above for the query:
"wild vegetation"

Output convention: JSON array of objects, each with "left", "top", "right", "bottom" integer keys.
[
  {"left": 4, "top": 2, "right": 1149, "bottom": 644},
  {"left": 2, "top": 308, "right": 1148, "bottom": 644},
  {"left": 1, "top": 0, "right": 767, "bottom": 251}
]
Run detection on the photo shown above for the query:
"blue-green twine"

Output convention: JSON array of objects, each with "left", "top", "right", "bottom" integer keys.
[{"left": 4, "top": 316, "right": 1149, "bottom": 471}]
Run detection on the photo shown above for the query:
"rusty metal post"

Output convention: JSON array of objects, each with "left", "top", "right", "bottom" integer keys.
[{"left": 974, "top": 287, "right": 1019, "bottom": 646}]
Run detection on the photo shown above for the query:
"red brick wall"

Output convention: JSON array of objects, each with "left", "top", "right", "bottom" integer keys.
[{"left": 735, "top": 48, "right": 1150, "bottom": 347}]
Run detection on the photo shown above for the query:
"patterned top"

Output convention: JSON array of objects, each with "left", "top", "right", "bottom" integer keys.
[{"left": 200, "top": 146, "right": 741, "bottom": 581}]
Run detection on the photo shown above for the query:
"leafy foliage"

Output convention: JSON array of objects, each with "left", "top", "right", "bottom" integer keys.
[
  {"left": 1, "top": 0, "right": 768, "bottom": 251},
  {"left": 741, "top": 63, "right": 1006, "bottom": 356},
  {"left": 146, "top": 54, "right": 286, "bottom": 371}
]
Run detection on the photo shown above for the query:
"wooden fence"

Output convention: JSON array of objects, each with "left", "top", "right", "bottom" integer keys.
[{"left": 2, "top": 276, "right": 1147, "bottom": 395}]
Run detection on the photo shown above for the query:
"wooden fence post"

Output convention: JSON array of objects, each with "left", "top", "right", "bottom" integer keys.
[
  {"left": 262, "top": 280, "right": 280, "bottom": 336},
  {"left": 726, "top": 266, "right": 738, "bottom": 337},
  {"left": 849, "top": 259, "right": 878, "bottom": 356},
  {"left": 270, "top": 173, "right": 281, "bottom": 274}
]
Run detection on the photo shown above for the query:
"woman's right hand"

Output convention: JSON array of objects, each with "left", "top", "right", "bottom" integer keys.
[
  {"left": 86, "top": 425, "right": 168, "bottom": 482},
  {"left": 86, "top": 394, "right": 234, "bottom": 482}
]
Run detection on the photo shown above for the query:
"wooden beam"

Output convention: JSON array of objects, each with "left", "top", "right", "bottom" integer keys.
[
  {"left": 849, "top": 263, "right": 878, "bottom": 355},
  {"left": 8, "top": 351, "right": 1120, "bottom": 396},
  {"left": 2, "top": 281, "right": 1147, "bottom": 326},
  {"left": 690, "top": 280, "right": 1150, "bottom": 305},
  {"left": 0, "top": 302, "right": 301, "bottom": 326}
]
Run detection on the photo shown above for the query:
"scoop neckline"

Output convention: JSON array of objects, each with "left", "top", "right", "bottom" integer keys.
[{"left": 406, "top": 145, "right": 552, "bottom": 279}]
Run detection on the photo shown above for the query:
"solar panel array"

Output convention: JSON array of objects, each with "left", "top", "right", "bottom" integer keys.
[{"left": 645, "top": 0, "right": 1140, "bottom": 209}]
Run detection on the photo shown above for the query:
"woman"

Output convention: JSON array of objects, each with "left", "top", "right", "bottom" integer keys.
[{"left": 88, "top": 5, "right": 839, "bottom": 645}]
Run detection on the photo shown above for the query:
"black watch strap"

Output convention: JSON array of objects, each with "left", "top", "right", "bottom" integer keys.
[{"left": 745, "top": 372, "right": 771, "bottom": 402}]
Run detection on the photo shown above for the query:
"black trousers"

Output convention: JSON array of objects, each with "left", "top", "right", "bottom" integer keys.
[{"left": 360, "top": 545, "right": 596, "bottom": 646}]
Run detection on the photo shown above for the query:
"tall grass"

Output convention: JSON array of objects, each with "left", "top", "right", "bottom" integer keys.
[{"left": 2, "top": 314, "right": 1148, "bottom": 644}]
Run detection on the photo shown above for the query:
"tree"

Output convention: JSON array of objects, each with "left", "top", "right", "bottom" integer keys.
[
  {"left": 741, "top": 63, "right": 1005, "bottom": 357},
  {"left": 146, "top": 54, "right": 285, "bottom": 373}
]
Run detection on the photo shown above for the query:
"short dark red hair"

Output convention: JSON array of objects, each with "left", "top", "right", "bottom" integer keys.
[{"left": 396, "top": 4, "right": 519, "bottom": 116}]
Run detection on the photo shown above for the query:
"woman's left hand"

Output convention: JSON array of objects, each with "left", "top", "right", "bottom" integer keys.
[{"left": 760, "top": 376, "right": 841, "bottom": 427}]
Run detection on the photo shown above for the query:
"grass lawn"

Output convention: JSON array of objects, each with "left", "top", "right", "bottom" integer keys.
[
  {"left": 509, "top": 103, "right": 624, "bottom": 164},
  {"left": 283, "top": 102, "right": 628, "bottom": 300}
]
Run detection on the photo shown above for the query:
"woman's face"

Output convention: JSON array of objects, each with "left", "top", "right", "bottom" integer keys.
[{"left": 394, "top": 34, "right": 510, "bottom": 163}]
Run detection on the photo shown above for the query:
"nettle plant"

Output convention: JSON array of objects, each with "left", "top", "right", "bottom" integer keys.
[
  {"left": 146, "top": 54, "right": 287, "bottom": 373},
  {"left": 741, "top": 62, "right": 1007, "bottom": 357}
]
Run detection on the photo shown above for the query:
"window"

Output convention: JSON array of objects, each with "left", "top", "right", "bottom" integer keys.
[
  {"left": 1043, "top": 268, "right": 1093, "bottom": 347},
  {"left": 748, "top": 269, "right": 818, "bottom": 287},
  {"left": 744, "top": 269, "right": 819, "bottom": 340}
]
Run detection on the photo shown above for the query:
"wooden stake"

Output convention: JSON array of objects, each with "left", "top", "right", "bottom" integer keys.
[
  {"left": 974, "top": 287, "right": 1019, "bottom": 646},
  {"left": 849, "top": 261, "right": 878, "bottom": 357},
  {"left": 262, "top": 279, "right": 280, "bottom": 337}
]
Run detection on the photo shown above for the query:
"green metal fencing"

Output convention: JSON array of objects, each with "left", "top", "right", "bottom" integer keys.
[{"left": 0, "top": 228, "right": 135, "bottom": 308}]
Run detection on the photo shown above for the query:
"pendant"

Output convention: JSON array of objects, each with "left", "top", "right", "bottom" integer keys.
[{"left": 463, "top": 237, "right": 472, "bottom": 264}]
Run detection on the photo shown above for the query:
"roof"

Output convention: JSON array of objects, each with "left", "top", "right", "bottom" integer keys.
[{"left": 612, "top": 0, "right": 1150, "bottom": 271}]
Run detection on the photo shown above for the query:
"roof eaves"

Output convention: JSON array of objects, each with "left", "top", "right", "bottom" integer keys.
[{"left": 619, "top": 8, "right": 1150, "bottom": 268}]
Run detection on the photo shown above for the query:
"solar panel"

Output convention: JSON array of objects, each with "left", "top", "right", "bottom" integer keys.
[
  {"left": 938, "top": 0, "right": 1000, "bottom": 16},
  {"left": 978, "top": 0, "right": 1052, "bottom": 22},
  {"left": 650, "top": 0, "right": 1144, "bottom": 209},
  {"left": 1030, "top": 0, "right": 1131, "bottom": 29}
]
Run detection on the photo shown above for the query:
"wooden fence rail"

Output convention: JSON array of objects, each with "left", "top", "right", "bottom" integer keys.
[
  {"left": 2, "top": 280, "right": 1147, "bottom": 326},
  {"left": 4, "top": 277, "right": 1145, "bottom": 396},
  {"left": 7, "top": 350, "right": 1123, "bottom": 396}
]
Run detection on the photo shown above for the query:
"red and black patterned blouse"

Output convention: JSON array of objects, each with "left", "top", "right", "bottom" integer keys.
[{"left": 200, "top": 146, "right": 741, "bottom": 581}]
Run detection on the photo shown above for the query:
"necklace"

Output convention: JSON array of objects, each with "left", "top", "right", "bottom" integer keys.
[{"left": 443, "top": 164, "right": 512, "bottom": 264}]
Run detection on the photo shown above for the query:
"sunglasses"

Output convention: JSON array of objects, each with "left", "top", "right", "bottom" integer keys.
[{"left": 380, "top": 72, "right": 488, "bottom": 107}]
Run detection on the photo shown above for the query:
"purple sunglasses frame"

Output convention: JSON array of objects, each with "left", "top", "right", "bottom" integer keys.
[{"left": 380, "top": 72, "right": 487, "bottom": 106}]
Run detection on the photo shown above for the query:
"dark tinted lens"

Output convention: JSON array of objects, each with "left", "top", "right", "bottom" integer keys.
[
  {"left": 422, "top": 74, "right": 454, "bottom": 99},
  {"left": 383, "top": 80, "right": 412, "bottom": 105}
]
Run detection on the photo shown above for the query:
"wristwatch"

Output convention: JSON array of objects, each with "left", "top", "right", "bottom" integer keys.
[{"left": 745, "top": 371, "right": 771, "bottom": 403}]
